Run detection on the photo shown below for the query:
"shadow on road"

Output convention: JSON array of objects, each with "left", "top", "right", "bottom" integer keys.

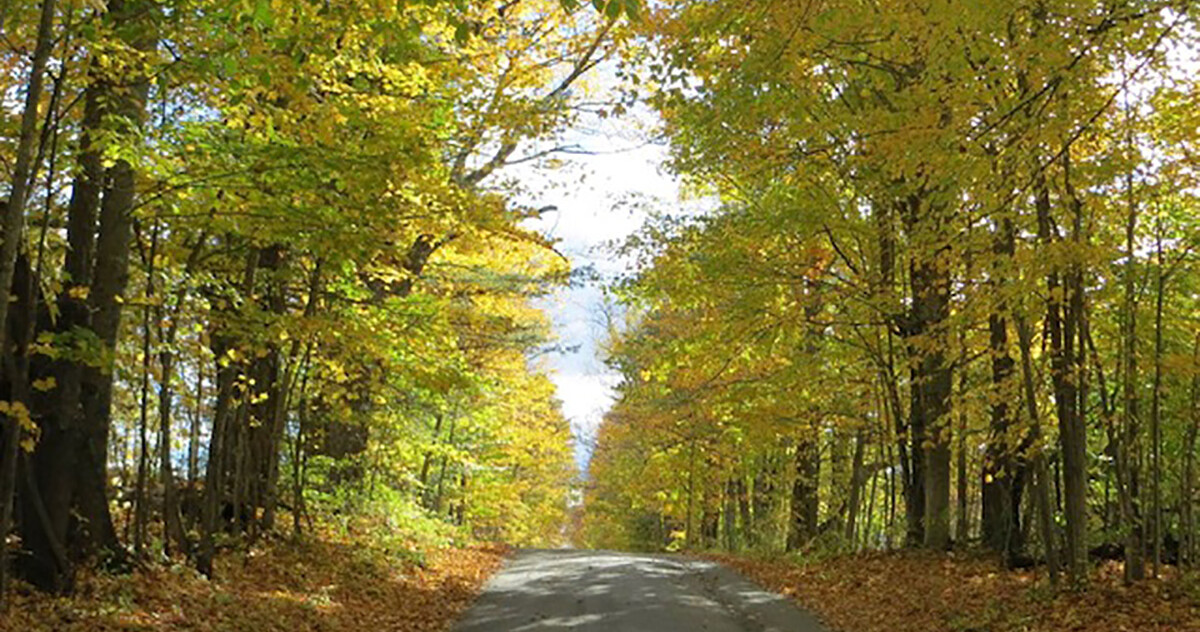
[{"left": 452, "top": 549, "right": 828, "bottom": 632}]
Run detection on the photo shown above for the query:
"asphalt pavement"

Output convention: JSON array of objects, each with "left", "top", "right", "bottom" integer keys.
[{"left": 451, "top": 549, "right": 830, "bottom": 631}]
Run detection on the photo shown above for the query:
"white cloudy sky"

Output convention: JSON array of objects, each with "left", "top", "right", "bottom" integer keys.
[{"left": 509, "top": 106, "right": 690, "bottom": 469}]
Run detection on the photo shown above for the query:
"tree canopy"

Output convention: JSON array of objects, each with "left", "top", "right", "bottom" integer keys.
[
  {"left": 0, "top": 0, "right": 637, "bottom": 596},
  {"left": 585, "top": 0, "right": 1200, "bottom": 589}
]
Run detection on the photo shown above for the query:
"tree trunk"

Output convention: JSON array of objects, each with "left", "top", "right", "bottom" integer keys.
[
  {"left": 157, "top": 314, "right": 188, "bottom": 559},
  {"left": 787, "top": 438, "right": 819, "bottom": 551},
  {"left": 1182, "top": 333, "right": 1200, "bottom": 568},
  {"left": 1053, "top": 154, "right": 1088, "bottom": 587},
  {"left": 846, "top": 428, "right": 867, "bottom": 545},
  {"left": 753, "top": 452, "right": 781, "bottom": 548},
  {"left": 197, "top": 249, "right": 259, "bottom": 577},
  {"left": 188, "top": 362, "right": 203, "bottom": 487},
  {"left": 955, "top": 352, "right": 969, "bottom": 546},
  {"left": 1085, "top": 316, "right": 1140, "bottom": 581},
  {"left": 156, "top": 229, "right": 204, "bottom": 558},
  {"left": 685, "top": 436, "right": 696, "bottom": 550},
  {"left": 432, "top": 416, "right": 458, "bottom": 514},
  {"left": 197, "top": 339, "right": 234, "bottom": 577},
  {"left": 864, "top": 448, "right": 880, "bottom": 550},
  {"left": 736, "top": 474, "right": 750, "bottom": 550},
  {"left": 419, "top": 414, "right": 444, "bottom": 489},
  {"left": 262, "top": 260, "right": 321, "bottom": 531},
  {"left": 1015, "top": 314, "right": 1060, "bottom": 585},
  {"left": 901, "top": 189, "right": 953, "bottom": 551},
  {"left": 723, "top": 477, "right": 737, "bottom": 551},
  {"left": 19, "top": 0, "right": 155, "bottom": 589},
  {"left": 1120, "top": 104, "right": 1146, "bottom": 583},
  {"left": 0, "top": 0, "right": 58, "bottom": 601},
  {"left": 982, "top": 216, "right": 1024, "bottom": 561},
  {"left": 292, "top": 364, "right": 312, "bottom": 538},
  {"left": 788, "top": 280, "right": 823, "bottom": 550},
  {"left": 133, "top": 227, "right": 158, "bottom": 559},
  {"left": 1150, "top": 218, "right": 1165, "bottom": 578},
  {"left": 879, "top": 198, "right": 924, "bottom": 548}
]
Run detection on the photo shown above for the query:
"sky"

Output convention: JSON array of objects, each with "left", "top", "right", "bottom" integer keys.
[{"left": 512, "top": 112, "right": 688, "bottom": 471}]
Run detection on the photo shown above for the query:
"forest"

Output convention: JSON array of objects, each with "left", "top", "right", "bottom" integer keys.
[
  {"left": 588, "top": 0, "right": 1200, "bottom": 595},
  {"left": 3, "top": 0, "right": 1200, "bottom": 631},
  {"left": 0, "top": 0, "right": 642, "bottom": 626}
]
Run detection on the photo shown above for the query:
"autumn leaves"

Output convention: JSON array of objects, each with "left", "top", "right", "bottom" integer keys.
[{"left": 586, "top": 0, "right": 1200, "bottom": 593}]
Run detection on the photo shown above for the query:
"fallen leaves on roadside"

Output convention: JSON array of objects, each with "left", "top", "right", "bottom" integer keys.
[
  {"left": 0, "top": 535, "right": 506, "bottom": 632},
  {"left": 708, "top": 551, "right": 1200, "bottom": 632}
]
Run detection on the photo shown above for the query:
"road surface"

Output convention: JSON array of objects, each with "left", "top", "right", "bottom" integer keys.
[{"left": 452, "top": 549, "right": 829, "bottom": 632}]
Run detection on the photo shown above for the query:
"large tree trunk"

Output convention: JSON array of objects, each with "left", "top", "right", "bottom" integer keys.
[
  {"left": 901, "top": 191, "right": 953, "bottom": 551},
  {"left": 74, "top": 91, "right": 144, "bottom": 563},
  {"left": 788, "top": 283, "right": 823, "bottom": 551},
  {"left": 197, "top": 335, "right": 235, "bottom": 577},
  {"left": 188, "top": 367, "right": 204, "bottom": 486},
  {"left": 981, "top": 216, "right": 1025, "bottom": 561},
  {"left": 1061, "top": 160, "right": 1089, "bottom": 587},
  {"left": 700, "top": 485, "right": 720, "bottom": 549},
  {"left": 0, "top": 0, "right": 59, "bottom": 600},
  {"left": 1039, "top": 168, "right": 1087, "bottom": 586},
  {"left": 245, "top": 245, "right": 286, "bottom": 536},
  {"left": 18, "top": 0, "right": 155, "bottom": 590},
  {"left": 955, "top": 371, "right": 969, "bottom": 545},
  {"left": 787, "top": 439, "right": 819, "bottom": 550}
]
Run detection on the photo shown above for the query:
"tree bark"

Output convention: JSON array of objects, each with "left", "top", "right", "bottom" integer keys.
[
  {"left": 261, "top": 259, "right": 321, "bottom": 531},
  {"left": 982, "top": 216, "right": 1024, "bottom": 561},
  {"left": 1182, "top": 333, "right": 1200, "bottom": 568},
  {"left": 1120, "top": 97, "right": 1146, "bottom": 584},
  {"left": 1150, "top": 218, "right": 1165, "bottom": 578},
  {"left": 197, "top": 249, "right": 259, "bottom": 577},
  {"left": 1015, "top": 314, "right": 1060, "bottom": 585},
  {"left": 900, "top": 190, "right": 953, "bottom": 551},
  {"left": 846, "top": 428, "right": 867, "bottom": 545},
  {"left": 723, "top": 476, "right": 737, "bottom": 551},
  {"left": 0, "top": 0, "right": 58, "bottom": 601},
  {"left": 736, "top": 474, "right": 750, "bottom": 550},
  {"left": 788, "top": 281, "right": 823, "bottom": 550},
  {"left": 19, "top": 0, "right": 155, "bottom": 590},
  {"left": 787, "top": 439, "right": 819, "bottom": 550},
  {"left": 750, "top": 452, "right": 779, "bottom": 548},
  {"left": 1054, "top": 153, "right": 1088, "bottom": 586},
  {"left": 133, "top": 226, "right": 158, "bottom": 559},
  {"left": 188, "top": 362, "right": 203, "bottom": 487},
  {"left": 156, "top": 230, "right": 204, "bottom": 557}
]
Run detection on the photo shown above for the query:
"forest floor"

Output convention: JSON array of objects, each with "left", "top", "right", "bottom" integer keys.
[
  {"left": 710, "top": 551, "right": 1200, "bottom": 632},
  {"left": 0, "top": 531, "right": 506, "bottom": 632}
]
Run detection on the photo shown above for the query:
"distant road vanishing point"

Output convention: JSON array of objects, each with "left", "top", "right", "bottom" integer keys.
[{"left": 452, "top": 549, "right": 829, "bottom": 632}]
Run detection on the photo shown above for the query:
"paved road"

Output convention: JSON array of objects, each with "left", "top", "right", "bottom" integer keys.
[{"left": 452, "top": 549, "right": 829, "bottom": 632}]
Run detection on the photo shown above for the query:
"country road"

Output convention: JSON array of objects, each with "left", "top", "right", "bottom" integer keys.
[{"left": 451, "top": 549, "right": 829, "bottom": 632}]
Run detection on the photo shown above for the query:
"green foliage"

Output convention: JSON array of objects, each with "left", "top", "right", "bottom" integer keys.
[{"left": 585, "top": 0, "right": 1200, "bottom": 580}]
